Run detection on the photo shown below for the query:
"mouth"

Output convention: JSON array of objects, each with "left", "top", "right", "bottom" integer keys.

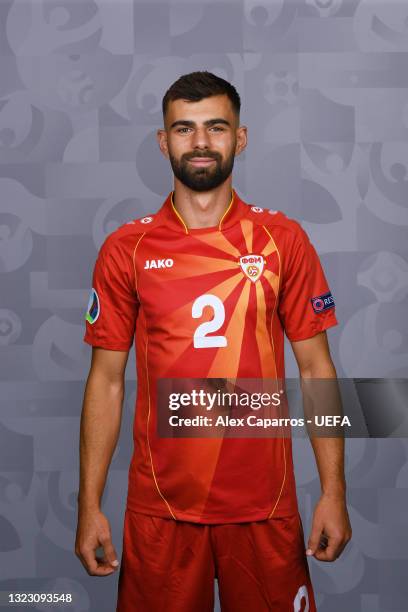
[{"left": 188, "top": 158, "right": 216, "bottom": 167}]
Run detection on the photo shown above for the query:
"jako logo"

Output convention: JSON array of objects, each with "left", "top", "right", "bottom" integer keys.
[{"left": 144, "top": 258, "right": 174, "bottom": 270}]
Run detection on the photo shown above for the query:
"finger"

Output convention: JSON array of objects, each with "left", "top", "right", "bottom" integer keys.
[
  {"left": 306, "top": 521, "right": 324, "bottom": 557},
  {"left": 95, "top": 554, "right": 118, "bottom": 571},
  {"left": 330, "top": 538, "right": 349, "bottom": 559},
  {"left": 318, "top": 533, "right": 329, "bottom": 549},
  {"left": 95, "top": 554, "right": 119, "bottom": 569},
  {"left": 315, "top": 538, "right": 343, "bottom": 562},
  {"left": 100, "top": 538, "right": 120, "bottom": 569},
  {"left": 81, "top": 548, "right": 116, "bottom": 576}
]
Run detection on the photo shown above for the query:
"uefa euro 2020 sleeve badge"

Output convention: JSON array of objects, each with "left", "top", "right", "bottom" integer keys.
[{"left": 85, "top": 288, "right": 100, "bottom": 324}]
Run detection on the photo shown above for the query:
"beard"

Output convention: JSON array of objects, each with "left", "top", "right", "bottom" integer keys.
[{"left": 168, "top": 147, "right": 236, "bottom": 192}]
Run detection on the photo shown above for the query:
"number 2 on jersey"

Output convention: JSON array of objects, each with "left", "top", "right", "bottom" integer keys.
[
  {"left": 293, "top": 585, "right": 309, "bottom": 612},
  {"left": 192, "top": 294, "right": 227, "bottom": 349}
]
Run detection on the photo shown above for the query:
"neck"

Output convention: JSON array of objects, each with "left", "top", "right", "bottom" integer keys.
[{"left": 171, "top": 180, "right": 234, "bottom": 229}]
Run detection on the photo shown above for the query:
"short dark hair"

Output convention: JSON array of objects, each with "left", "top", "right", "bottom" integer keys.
[{"left": 162, "top": 71, "right": 241, "bottom": 120}]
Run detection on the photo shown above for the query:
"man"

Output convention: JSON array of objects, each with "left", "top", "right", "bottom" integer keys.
[{"left": 75, "top": 71, "right": 352, "bottom": 611}]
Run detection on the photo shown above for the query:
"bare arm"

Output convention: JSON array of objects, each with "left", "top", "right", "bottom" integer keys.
[
  {"left": 290, "top": 331, "right": 352, "bottom": 561},
  {"left": 291, "top": 331, "right": 346, "bottom": 497},
  {"left": 75, "top": 347, "right": 129, "bottom": 576}
]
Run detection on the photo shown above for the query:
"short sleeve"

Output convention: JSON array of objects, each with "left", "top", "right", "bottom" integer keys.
[
  {"left": 278, "top": 225, "right": 338, "bottom": 342},
  {"left": 83, "top": 235, "right": 139, "bottom": 351}
]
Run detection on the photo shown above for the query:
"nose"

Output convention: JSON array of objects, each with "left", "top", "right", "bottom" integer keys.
[{"left": 190, "top": 126, "right": 211, "bottom": 150}]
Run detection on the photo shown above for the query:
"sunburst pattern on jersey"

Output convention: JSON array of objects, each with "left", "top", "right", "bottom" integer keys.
[
  {"left": 140, "top": 220, "right": 280, "bottom": 381},
  {"left": 136, "top": 213, "right": 284, "bottom": 521}
]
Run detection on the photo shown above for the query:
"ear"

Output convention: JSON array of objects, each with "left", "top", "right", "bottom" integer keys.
[
  {"left": 235, "top": 125, "right": 248, "bottom": 157},
  {"left": 157, "top": 128, "right": 169, "bottom": 159}
]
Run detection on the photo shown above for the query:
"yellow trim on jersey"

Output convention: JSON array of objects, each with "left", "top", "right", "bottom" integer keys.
[
  {"left": 132, "top": 232, "right": 146, "bottom": 301},
  {"left": 218, "top": 188, "right": 235, "bottom": 230},
  {"left": 262, "top": 225, "right": 280, "bottom": 383},
  {"left": 170, "top": 188, "right": 235, "bottom": 233},
  {"left": 170, "top": 191, "right": 189, "bottom": 234},
  {"left": 262, "top": 224, "right": 287, "bottom": 519},
  {"left": 268, "top": 438, "right": 287, "bottom": 519},
  {"left": 144, "top": 325, "right": 177, "bottom": 520}
]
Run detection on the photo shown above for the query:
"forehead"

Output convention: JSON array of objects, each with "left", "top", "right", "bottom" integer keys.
[{"left": 165, "top": 94, "right": 235, "bottom": 126}]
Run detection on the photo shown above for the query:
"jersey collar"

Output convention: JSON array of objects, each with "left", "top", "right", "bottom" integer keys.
[{"left": 157, "top": 187, "right": 248, "bottom": 234}]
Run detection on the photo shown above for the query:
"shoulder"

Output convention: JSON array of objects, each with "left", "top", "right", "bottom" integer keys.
[
  {"left": 98, "top": 211, "right": 159, "bottom": 258},
  {"left": 244, "top": 203, "right": 308, "bottom": 243}
]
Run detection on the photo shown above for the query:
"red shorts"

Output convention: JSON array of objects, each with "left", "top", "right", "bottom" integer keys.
[{"left": 116, "top": 508, "right": 316, "bottom": 612}]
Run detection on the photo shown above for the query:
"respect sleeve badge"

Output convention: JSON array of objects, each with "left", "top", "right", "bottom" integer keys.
[{"left": 311, "top": 291, "right": 335, "bottom": 313}]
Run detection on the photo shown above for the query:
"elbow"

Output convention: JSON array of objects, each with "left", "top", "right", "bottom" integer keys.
[
  {"left": 86, "top": 369, "right": 125, "bottom": 398},
  {"left": 299, "top": 360, "right": 337, "bottom": 379}
]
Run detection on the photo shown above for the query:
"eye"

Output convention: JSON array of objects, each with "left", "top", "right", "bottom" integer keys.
[{"left": 176, "top": 125, "right": 225, "bottom": 133}]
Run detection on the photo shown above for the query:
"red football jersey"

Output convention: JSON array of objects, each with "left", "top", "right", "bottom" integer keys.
[{"left": 83, "top": 188, "right": 338, "bottom": 523}]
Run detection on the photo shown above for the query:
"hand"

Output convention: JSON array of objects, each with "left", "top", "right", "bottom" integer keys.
[
  {"left": 306, "top": 493, "right": 352, "bottom": 562},
  {"left": 75, "top": 508, "right": 119, "bottom": 576}
]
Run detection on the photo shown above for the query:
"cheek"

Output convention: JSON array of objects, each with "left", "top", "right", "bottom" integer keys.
[
  {"left": 166, "top": 140, "right": 185, "bottom": 160},
  {"left": 221, "top": 140, "right": 236, "bottom": 159},
  {"left": 171, "top": 139, "right": 192, "bottom": 156},
  {"left": 210, "top": 137, "right": 232, "bottom": 156}
]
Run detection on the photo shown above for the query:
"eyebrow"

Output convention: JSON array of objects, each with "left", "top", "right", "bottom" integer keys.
[{"left": 170, "top": 118, "right": 231, "bottom": 129}]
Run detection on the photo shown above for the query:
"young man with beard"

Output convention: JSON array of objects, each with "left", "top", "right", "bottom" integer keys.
[{"left": 76, "top": 71, "right": 352, "bottom": 611}]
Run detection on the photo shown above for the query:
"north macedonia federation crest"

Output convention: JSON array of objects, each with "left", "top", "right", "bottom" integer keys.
[{"left": 239, "top": 254, "right": 265, "bottom": 283}]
